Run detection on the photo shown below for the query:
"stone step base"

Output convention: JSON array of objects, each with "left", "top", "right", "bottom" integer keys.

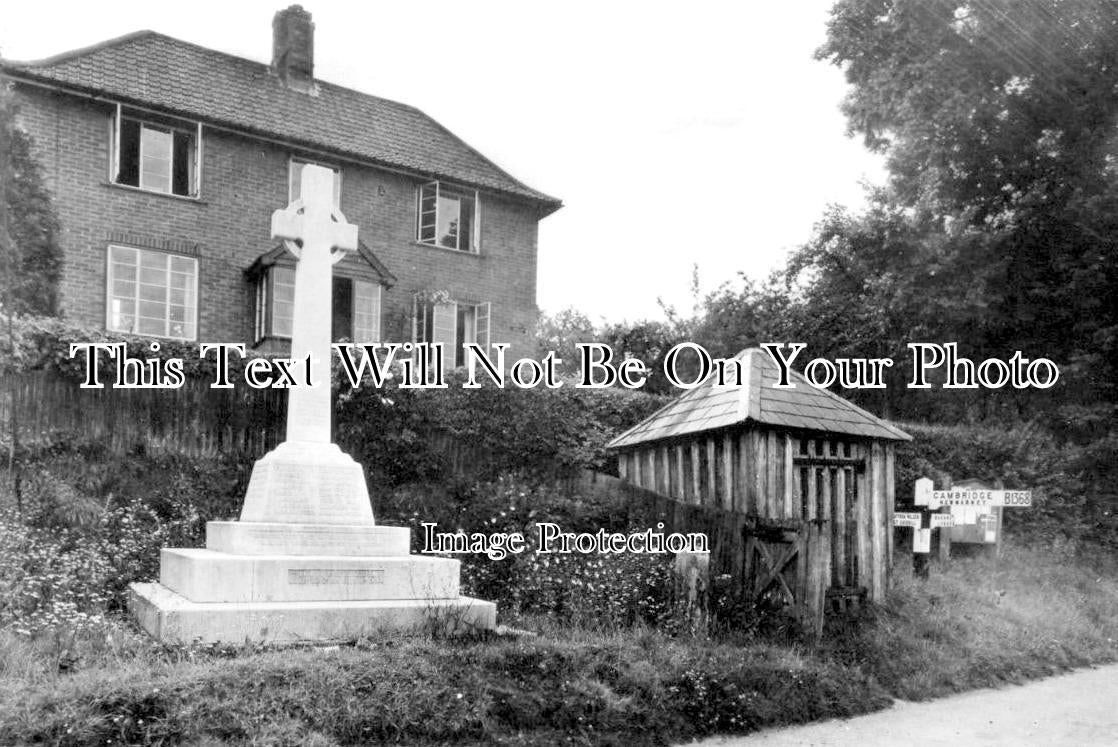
[
  {"left": 129, "top": 582, "right": 496, "bottom": 644},
  {"left": 160, "top": 549, "right": 460, "bottom": 603},
  {"left": 206, "top": 521, "right": 411, "bottom": 556}
]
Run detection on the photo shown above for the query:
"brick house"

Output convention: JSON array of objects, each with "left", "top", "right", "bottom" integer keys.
[{"left": 0, "top": 6, "right": 561, "bottom": 365}]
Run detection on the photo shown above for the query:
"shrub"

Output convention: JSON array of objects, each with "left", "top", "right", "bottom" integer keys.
[
  {"left": 374, "top": 474, "right": 676, "bottom": 629},
  {"left": 0, "top": 492, "right": 207, "bottom": 635},
  {"left": 8, "top": 439, "right": 250, "bottom": 529},
  {"left": 0, "top": 507, "right": 112, "bottom": 634},
  {"left": 0, "top": 314, "right": 249, "bottom": 380},
  {"left": 95, "top": 496, "right": 203, "bottom": 604},
  {"left": 460, "top": 539, "right": 675, "bottom": 628},
  {"left": 335, "top": 366, "right": 668, "bottom": 486},
  {"left": 0, "top": 445, "right": 218, "bottom": 634},
  {"left": 17, "top": 470, "right": 103, "bottom": 530}
]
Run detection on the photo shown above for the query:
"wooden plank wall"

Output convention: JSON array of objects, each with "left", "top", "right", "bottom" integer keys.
[
  {"left": 556, "top": 470, "right": 750, "bottom": 583},
  {"left": 617, "top": 427, "right": 895, "bottom": 604},
  {"left": 619, "top": 429, "right": 796, "bottom": 517}
]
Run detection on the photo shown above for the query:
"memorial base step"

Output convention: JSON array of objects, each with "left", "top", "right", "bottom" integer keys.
[
  {"left": 160, "top": 549, "right": 459, "bottom": 603},
  {"left": 129, "top": 582, "right": 496, "bottom": 644}
]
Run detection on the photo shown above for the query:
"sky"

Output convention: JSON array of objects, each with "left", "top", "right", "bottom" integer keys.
[{"left": 1, "top": 0, "right": 885, "bottom": 324}]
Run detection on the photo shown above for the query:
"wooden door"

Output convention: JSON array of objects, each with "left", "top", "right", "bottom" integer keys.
[
  {"left": 793, "top": 438, "right": 867, "bottom": 607},
  {"left": 742, "top": 522, "right": 803, "bottom": 613}
]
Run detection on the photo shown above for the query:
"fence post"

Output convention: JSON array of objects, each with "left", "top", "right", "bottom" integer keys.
[{"left": 672, "top": 551, "right": 710, "bottom": 637}]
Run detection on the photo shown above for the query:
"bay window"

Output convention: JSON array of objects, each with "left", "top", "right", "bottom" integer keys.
[
  {"left": 254, "top": 265, "right": 381, "bottom": 344},
  {"left": 254, "top": 266, "right": 296, "bottom": 340},
  {"left": 332, "top": 277, "right": 382, "bottom": 342}
]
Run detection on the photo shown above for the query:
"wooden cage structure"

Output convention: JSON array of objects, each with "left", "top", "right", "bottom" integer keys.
[{"left": 608, "top": 348, "right": 910, "bottom": 635}]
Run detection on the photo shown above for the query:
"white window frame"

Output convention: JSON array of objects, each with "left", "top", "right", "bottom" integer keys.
[
  {"left": 415, "top": 181, "right": 481, "bottom": 253},
  {"left": 111, "top": 104, "right": 201, "bottom": 197},
  {"left": 254, "top": 265, "right": 297, "bottom": 343},
  {"left": 106, "top": 245, "right": 199, "bottom": 341},
  {"left": 289, "top": 157, "right": 342, "bottom": 208},
  {"left": 352, "top": 280, "right": 382, "bottom": 343},
  {"left": 413, "top": 296, "right": 491, "bottom": 371}
]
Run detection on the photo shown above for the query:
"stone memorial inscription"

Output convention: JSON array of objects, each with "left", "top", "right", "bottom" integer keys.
[{"left": 289, "top": 569, "right": 386, "bottom": 585}]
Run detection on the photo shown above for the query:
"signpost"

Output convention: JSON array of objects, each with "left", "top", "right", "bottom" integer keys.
[
  {"left": 894, "top": 512, "right": 921, "bottom": 528},
  {"left": 894, "top": 496, "right": 956, "bottom": 578},
  {"left": 899, "top": 477, "right": 1034, "bottom": 575},
  {"left": 930, "top": 513, "right": 955, "bottom": 529},
  {"left": 914, "top": 479, "right": 1032, "bottom": 508}
]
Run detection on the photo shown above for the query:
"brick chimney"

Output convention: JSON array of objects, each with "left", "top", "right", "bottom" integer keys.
[{"left": 272, "top": 5, "right": 315, "bottom": 91}]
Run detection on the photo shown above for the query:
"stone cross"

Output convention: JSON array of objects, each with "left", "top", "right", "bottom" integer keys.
[{"left": 271, "top": 165, "right": 358, "bottom": 444}]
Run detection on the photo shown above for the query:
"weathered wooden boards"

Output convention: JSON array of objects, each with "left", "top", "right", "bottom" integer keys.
[{"left": 617, "top": 429, "right": 896, "bottom": 634}]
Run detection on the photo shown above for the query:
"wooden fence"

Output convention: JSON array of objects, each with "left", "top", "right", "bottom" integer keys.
[
  {"left": 554, "top": 469, "right": 752, "bottom": 580},
  {"left": 2, "top": 371, "right": 288, "bottom": 457},
  {"left": 0, "top": 372, "right": 530, "bottom": 481}
]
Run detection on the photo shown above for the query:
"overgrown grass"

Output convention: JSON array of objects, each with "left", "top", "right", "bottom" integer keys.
[
  {"left": 1, "top": 544, "right": 1115, "bottom": 745},
  {"left": 0, "top": 622, "right": 887, "bottom": 746},
  {"left": 821, "top": 543, "right": 1118, "bottom": 700}
]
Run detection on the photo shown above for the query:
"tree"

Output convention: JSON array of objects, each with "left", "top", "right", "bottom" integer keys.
[
  {"left": 2, "top": 76, "right": 63, "bottom": 506},
  {"left": 534, "top": 307, "right": 598, "bottom": 375},
  {"left": 689, "top": 273, "right": 793, "bottom": 360},
  {"left": 817, "top": 0, "right": 1118, "bottom": 407},
  {"left": 597, "top": 318, "right": 688, "bottom": 394},
  {"left": 0, "top": 78, "right": 62, "bottom": 317}
]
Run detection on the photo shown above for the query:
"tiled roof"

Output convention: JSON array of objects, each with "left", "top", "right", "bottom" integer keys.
[
  {"left": 2, "top": 31, "right": 561, "bottom": 211},
  {"left": 246, "top": 241, "right": 397, "bottom": 287},
  {"left": 608, "top": 348, "right": 911, "bottom": 448}
]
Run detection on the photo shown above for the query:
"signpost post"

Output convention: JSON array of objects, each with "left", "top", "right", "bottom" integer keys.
[{"left": 893, "top": 494, "right": 955, "bottom": 579}]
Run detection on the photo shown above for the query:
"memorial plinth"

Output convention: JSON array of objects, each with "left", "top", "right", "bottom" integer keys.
[{"left": 129, "top": 166, "right": 495, "bottom": 643}]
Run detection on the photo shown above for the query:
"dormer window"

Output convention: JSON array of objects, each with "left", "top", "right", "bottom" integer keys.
[
  {"left": 112, "top": 107, "right": 200, "bottom": 197},
  {"left": 416, "top": 182, "right": 480, "bottom": 253}
]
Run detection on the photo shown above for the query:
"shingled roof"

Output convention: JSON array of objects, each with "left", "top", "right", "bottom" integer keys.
[
  {"left": 608, "top": 348, "right": 911, "bottom": 449},
  {"left": 1, "top": 30, "right": 561, "bottom": 212}
]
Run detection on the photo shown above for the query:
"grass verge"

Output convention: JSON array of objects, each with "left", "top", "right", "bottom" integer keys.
[
  {"left": 0, "top": 624, "right": 886, "bottom": 746},
  {"left": 0, "top": 544, "right": 1115, "bottom": 746},
  {"left": 821, "top": 543, "right": 1118, "bottom": 700}
]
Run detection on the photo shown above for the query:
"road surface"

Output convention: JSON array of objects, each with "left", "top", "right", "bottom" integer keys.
[{"left": 685, "top": 663, "right": 1118, "bottom": 746}]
